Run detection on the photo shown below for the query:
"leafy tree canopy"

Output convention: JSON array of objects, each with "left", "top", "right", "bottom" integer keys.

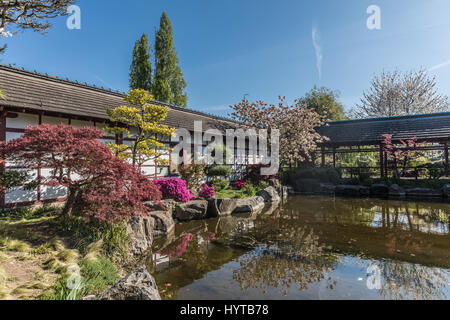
[
  {"left": 106, "top": 89, "right": 175, "bottom": 168},
  {"left": 0, "top": 0, "right": 76, "bottom": 54},
  {"left": 299, "top": 86, "right": 347, "bottom": 121}
]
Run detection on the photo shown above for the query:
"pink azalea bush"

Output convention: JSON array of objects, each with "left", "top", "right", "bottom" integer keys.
[
  {"left": 233, "top": 180, "right": 247, "bottom": 189},
  {"left": 199, "top": 184, "right": 215, "bottom": 199},
  {"left": 154, "top": 178, "right": 195, "bottom": 203}
]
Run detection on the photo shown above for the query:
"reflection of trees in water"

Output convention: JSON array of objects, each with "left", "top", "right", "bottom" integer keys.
[
  {"left": 373, "top": 202, "right": 450, "bottom": 235},
  {"left": 230, "top": 222, "right": 339, "bottom": 296},
  {"left": 363, "top": 260, "right": 449, "bottom": 300}
]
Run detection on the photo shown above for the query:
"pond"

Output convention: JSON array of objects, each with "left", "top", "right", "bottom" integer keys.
[{"left": 148, "top": 196, "right": 450, "bottom": 300}]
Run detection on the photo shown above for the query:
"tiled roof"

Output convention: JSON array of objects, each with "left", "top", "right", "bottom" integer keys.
[
  {"left": 317, "top": 113, "right": 450, "bottom": 145},
  {"left": 0, "top": 64, "right": 237, "bottom": 132}
]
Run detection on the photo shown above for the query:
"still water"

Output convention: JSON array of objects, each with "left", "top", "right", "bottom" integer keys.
[{"left": 148, "top": 196, "right": 450, "bottom": 300}]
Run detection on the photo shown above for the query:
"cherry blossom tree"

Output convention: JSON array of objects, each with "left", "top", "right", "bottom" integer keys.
[
  {"left": 354, "top": 70, "right": 449, "bottom": 118},
  {"left": 229, "top": 96, "right": 328, "bottom": 166}
]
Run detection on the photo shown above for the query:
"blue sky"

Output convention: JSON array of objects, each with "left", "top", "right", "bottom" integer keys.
[{"left": 2, "top": 0, "right": 450, "bottom": 117}]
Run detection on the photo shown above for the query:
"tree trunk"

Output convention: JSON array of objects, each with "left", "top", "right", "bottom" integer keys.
[{"left": 62, "top": 187, "right": 82, "bottom": 217}]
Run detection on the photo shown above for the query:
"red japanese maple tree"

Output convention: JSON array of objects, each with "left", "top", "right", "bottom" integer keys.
[
  {"left": 1, "top": 124, "right": 161, "bottom": 223},
  {"left": 381, "top": 134, "right": 425, "bottom": 178}
]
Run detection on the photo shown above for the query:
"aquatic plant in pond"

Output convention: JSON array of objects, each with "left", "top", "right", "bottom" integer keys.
[{"left": 154, "top": 178, "right": 195, "bottom": 203}]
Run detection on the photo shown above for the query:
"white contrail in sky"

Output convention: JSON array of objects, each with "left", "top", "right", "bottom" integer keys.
[
  {"left": 312, "top": 25, "right": 323, "bottom": 80},
  {"left": 428, "top": 60, "right": 450, "bottom": 72}
]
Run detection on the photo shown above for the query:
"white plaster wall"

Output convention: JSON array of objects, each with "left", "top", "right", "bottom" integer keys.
[
  {"left": 5, "top": 186, "right": 38, "bottom": 204},
  {"left": 6, "top": 113, "right": 39, "bottom": 129},
  {"left": 5, "top": 132, "right": 24, "bottom": 168},
  {"left": 42, "top": 116, "right": 69, "bottom": 125},
  {"left": 99, "top": 138, "right": 116, "bottom": 146},
  {"left": 71, "top": 119, "right": 94, "bottom": 128},
  {"left": 141, "top": 166, "right": 156, "bottom": 176},
  {"left": 6, "top": 131, "right": 23, "bottom": 143},
  {"left": 156, "top": 167, "right": 169, "bottom": 177},
  {"left": 5, "top": 168, "right": 37, "bottom": 183},
  {"left": 123, "top": 140, "right": 133, "bottom": 147},
  {"left": 40, "top": 185, "right": 67, "bottom": 200}
]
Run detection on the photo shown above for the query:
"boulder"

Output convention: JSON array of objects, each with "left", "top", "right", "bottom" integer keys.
[
  {"left": 268, "top": 178, "right": 282, "bottom": 191},
  {"left": 443, "top": 185, "right": 450, "bottom": 198},
  {"left": 260, "top": 201, "right": 280, "bottom": 216},
  {"left": 280, "top": 186, "right": 289, "bottom": 200},
  {"left": 370, "top": 184, "right": 389, "bottom": 196},
  {"left": 256, "top": 187, "right": 281, "bottom": 203},
  {"left": 389, "top": 184, "right": 406, "bottom": 197},
  {"left": 317, "top": 183, "right": 336, "bottom": 194},
  {"left": 96, "top": 266, "right": 161, "bottom": 300},
  {"left": 208, "top": 198, "right": 238, "bottom": 218},
  {"left": 335, "top": 185, "right": 370, "bottom": 197},
  {"left": 406, "top": 188, "right": 442, "bottom": 198},
  {"left": 175, "top": 200, "right": 209, "bottom": 221},
  {"left": 294, "top": 179, "right": 320, "bottom": 193},
  {"left": 234, "top": 196, "right": 265, "bottom": 214},
  {"left": 268, "top": 179, "right": 289, "bottom": 200},
  {"left": 144, "top": 199, "right": 176, "bottom": 214},
  {"left": 148, "top": 210, "right": 175, "bottom": 237},
  {"left": 126, "top": 216, "right": 154, "bottom": 256}
]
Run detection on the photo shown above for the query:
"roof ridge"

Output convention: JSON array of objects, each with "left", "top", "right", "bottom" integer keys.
[
  {"left": 0, "top": 63, "right": 238, "bottom": 124},
  {"left": 328, "top": 111, "right": 450, "bottom": 125}
]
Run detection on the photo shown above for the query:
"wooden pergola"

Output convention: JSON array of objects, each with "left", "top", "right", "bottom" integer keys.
[{"left": 315, "top": 113, "right": 450, "bottom": 178}]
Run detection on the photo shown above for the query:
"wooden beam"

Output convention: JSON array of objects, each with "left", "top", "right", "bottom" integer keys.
[
  {"left": 379, "top": 144, "right": 384, "bottom": 178},
  {"left": 445, "top": 141, "right": 449, "bottom": 177},
  {"left": 321, "top": 146, "right": 325, "bottom": 168},
  {"left": 0, "top": 110, "right": 6, "bottom": 207},
  {"left": 333, "top": 147, "right": 337, "bottom": 168}
]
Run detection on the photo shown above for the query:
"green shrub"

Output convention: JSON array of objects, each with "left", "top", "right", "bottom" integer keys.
[
  {"left": 212, "top": 179, "right": 230, "bottom": 192},
  {"left": 243, "top": 184, "right": 257, "bottom": 197},
  {"left": 80, "top": 256, "right": 120, "bottom": 296},
  {"left": 179, "top": 163, "right": 207, "bottom": 190},
  {"left": 207, "top": 165, "right": 231, "bottom": 178},
  {"left": 256, "top": 180, "right": 269, "bottom": 191},
  {"left": 418, "top": 162, "right": 445, "bottom": 180},
  {"left": 281, "top": 167, "right": 341, "bottom": 186},
  {"left": 60, "top": 217, "right": 129, "bottom": 260}
]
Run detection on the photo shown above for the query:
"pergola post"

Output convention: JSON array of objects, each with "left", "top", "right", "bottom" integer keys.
[
  {"left": 333, "top": 147, "right": 337, "bottom": 168},
  {"left": 384, "top": 152, "right": 388, "bottom": 177},
  {"left": 379, "top": 144, "right": 384, "bottom": 178},
  {"left": 445, "top": 141, "right": 449, "bottom": 177},
  {"left": 321, "top": 146, "right": 325, "bottom": 168}
]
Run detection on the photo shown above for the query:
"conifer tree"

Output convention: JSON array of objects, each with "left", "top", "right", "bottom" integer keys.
[
  {"left": 129, "top": 33, "right": 153, "bottom": 91},
  {"left": 153, "top": 12, "right": 187, "bottom": 107}
]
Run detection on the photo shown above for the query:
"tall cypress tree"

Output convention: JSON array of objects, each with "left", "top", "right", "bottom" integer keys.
[
  {"left": 153, "top": 12, "right": 187, "bottom": 107},
  {"left": 129, "top": 33, "right": 152, "bottom": 91}
]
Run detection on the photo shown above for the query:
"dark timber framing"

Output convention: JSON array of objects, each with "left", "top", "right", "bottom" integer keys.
[
  {"left": 0, "top": 64, "right": 248, "bottom": 208},
  {"left": 316, "top": 113, "right": 450, "bottom": 178}
]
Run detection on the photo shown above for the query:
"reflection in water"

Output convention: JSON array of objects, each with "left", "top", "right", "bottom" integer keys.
[
  {"left": 231, "top": 227, "right": 338, "bottom": 296},
  {"left": 149, "top": 196, "right": 450, "bottom": 300}
]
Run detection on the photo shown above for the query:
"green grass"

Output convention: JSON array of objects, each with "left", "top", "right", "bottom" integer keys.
[
  {"left": 0, "top": 205, "right": 61, "bottom": 221},
  {"left": 214, "top": 183, "right": 265, "bottom": 199},
  {"left": 214, "top": 188, "right": 245, "bottom": 199}
]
